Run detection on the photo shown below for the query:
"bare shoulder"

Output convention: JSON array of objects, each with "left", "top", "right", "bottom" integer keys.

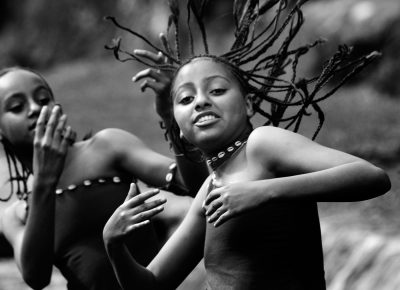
[
  {"left": 247, "top": 126, "right": 292, "bottom": 156},
  {"left": 91, "top": 128, "right": 143, "bottom": 147},
  {"left": 248, "top": 126, "right": 303, "bottom": 144},
  {"left": 246, "top": 126, "right": 312, "bottom": 170},
  {"left": 82, "top": 128, "right": 145, "bottom": 155}
]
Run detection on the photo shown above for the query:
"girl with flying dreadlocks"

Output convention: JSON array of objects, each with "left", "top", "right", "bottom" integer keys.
[
  {"left": 102, "top": 0, "right": 391, "bottom": 289},
  {"left": 0, "top": 66, "right": 208, "bottom": 290}
]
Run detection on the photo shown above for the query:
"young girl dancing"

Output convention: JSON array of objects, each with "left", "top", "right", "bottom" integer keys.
[
  {"left": 0, "top": 66, "right": 207, "bottom": 290},
  {"left": 103, "top": 0, "right": 391, "bottom": 289}
]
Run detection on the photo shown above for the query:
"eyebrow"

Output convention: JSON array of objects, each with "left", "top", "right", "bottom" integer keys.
[
  {"left": 2, "top": 84, "right": 49, "bottom": 104},
  {"left": 174, "top": 74, "right": 231, "bottom": 93},
  {"left": 2, "top": 92, "right": 24, "bottom": 103},
  {"left": 204, "top": 75, "right": 231, "bottom": 83}
]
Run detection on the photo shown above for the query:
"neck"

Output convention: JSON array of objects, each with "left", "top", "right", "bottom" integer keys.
[
  {"left": 12, "top": 145, "right": 34, "bottom": 172},
  {"left": 204, "top": 124, "right": 252, "bottom": 155},
  {"left": 204, "top": 125, "right": 252, "bottom": 171}
]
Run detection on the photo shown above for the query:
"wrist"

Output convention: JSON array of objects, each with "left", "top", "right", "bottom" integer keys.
[
  {"left": 32, "top": 177, "right": 58, "bottom": 193},
  {"left": 104, "top": 235, "right": 125, "bottom": 254}
]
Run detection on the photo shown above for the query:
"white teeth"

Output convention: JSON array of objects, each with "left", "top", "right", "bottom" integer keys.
[{"left": 197, "top": 115, "right": 216, "bottom": 123}]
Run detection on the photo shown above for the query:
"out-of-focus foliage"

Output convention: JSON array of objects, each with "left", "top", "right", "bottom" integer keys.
[
  {"left": 2, "top": 0, "right": 398, "bottom": 98},
  {"left": 0, "top": 0, "right": 234, "bottom": 68},
  {"left": 302, "top": 0, "right": 400, "bottom": 96},
  {"left": 0, "top": 0, "right": 119, "bottom": 68}
]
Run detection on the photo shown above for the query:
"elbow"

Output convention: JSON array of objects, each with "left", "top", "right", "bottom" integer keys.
[
  {"left": 377, "top": 169, "right": 391, "bottom": 195},
  {"left": 367, "top": 165, "right": 391, "bottom": 198},
  {"left": 22, "top": 268, "right": 52, "bottom": 290}
]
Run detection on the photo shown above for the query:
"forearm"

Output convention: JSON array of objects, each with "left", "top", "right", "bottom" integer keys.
[
  {"left": 105, "top": 241, "right": 158, "bottom": 290},
  {"left": 20, "top": 181, "right": 56, "bottom": 288},
  {"left": 263, "top": 161, "right": 390, "bottom": 203}
]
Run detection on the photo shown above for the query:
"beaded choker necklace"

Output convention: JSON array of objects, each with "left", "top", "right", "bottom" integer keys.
[{"left": 205, "top": 135, "right": 249, "bottom": 171}]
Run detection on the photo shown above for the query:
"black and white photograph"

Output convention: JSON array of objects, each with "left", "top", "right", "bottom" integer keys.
[{"left": 0, "top": 1, "right": 399, "bottom": 289}]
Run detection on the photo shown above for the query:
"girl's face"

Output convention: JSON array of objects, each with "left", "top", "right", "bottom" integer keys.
[
  {"left": 172, "top": 58, "right": 253, "bottom": 152},
  {"left": 0, "top": 69, "right": 54, "bottom": 148}
]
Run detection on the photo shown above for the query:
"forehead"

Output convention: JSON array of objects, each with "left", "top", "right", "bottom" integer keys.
[
  {"left": 0, "top": 70, "right": 45, "bottom": 96},
  {"left": 174, "top": 58, "right": 234, "bottom": 87}
]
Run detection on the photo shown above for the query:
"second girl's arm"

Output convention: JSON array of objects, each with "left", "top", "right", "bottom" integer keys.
[
  {"left": 104, "top": 179, "right": 208, "bottom": 290},
  {"left": 17, "top": 106, "right": 73, "bottom": 289},
  {"left": 98, "top": 128, "right": 207, "bottom": 196}
]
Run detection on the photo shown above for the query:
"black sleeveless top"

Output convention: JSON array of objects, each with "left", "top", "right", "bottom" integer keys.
[
  {"left": 204, "top": 201, "right": 326, "bottom": 290},
  {"left": 53, "top": 176, "right": 160, "bottom": 290}
]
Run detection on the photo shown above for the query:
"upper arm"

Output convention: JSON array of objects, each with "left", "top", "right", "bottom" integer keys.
[
  {"left": 93, "top": 129, "right": 173, "bottom": 187},
  {"left": 148, "top": 178, "right": 209, "bottom": 289},
  {"left": 249, "top": 126, "right": 364, "bottom": 176}
]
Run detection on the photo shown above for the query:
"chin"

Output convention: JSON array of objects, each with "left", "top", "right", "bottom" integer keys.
[{"left": 194, "top": 134, "right": 225, "bottom": 153}]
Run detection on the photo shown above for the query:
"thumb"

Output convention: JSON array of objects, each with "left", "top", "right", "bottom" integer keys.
[{"left": 125, "top": 183, "right": 139, "bottom": 202}]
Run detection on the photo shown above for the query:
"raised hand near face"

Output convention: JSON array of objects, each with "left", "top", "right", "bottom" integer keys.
[
  {"left": 132, "top": 33, "right": 173, "bottom": 123},
  {"left": 103, "top": 184, "right": 167, "bottom": 244},
  {"left": 33, "top": 105, "right": 76, "bottom": 184}
]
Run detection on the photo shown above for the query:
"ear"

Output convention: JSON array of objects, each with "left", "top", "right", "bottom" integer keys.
[{"left": 244, "top": 94, "right": 254, "bottom": 118}]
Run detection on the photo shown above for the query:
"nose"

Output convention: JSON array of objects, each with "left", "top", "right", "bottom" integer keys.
[
  {"left": 27, "top": 100, "right": 41, "bottom": 118},
  {"left": 194, "top": 91, "right": 211, "bottom": 112}
]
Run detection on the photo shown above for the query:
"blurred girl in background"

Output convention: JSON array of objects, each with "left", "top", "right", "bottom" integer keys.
[{"left": 0, "top": 65, "right": 207, "bottom": 290}]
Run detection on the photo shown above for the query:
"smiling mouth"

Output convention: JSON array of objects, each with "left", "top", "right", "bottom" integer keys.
[{"left": 194, "top": 114, "right": 219, "bottom": 127}]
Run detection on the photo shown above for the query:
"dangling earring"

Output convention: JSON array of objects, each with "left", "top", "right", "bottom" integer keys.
[{"left": 179, "top": 130, "right": 184, "bottom": 139}]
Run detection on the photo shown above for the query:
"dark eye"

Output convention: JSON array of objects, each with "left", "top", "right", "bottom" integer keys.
[
  {"left": 210, "top": 88, "right": 226, "bottom": 95},
  {"left": 38, "top": 97, "right": 51, "bottom": 106},
  {"left": 36, "top": 89, "right": 52, "bottom": 106},
  {"left": 179, "top": 95, "right": 194, "bottom": 105},
  {"left": 8, "top": 103, "right": 24, "bottom": 113}
]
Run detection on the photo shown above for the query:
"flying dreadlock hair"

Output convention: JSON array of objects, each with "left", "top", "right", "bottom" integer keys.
[
  {"left": 105, "top": 0, "right": 379, "bottom": 154},
  {"left": 0, "top": 67, "right": 54, "bottom": 202}
]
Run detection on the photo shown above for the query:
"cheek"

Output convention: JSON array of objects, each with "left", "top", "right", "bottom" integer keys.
[
  {"left": 0, "top": 117, "right": 24, "bottom": 139},
  {"left": 226, "top": 101, "right": 247, "bottom": 118},
  {"left": 173, "top": 107, "right": 190, "bottom": 130}
]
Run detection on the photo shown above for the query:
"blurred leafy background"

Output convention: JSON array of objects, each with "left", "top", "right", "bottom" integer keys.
[{"left": 0, "top": 0, "right": 400, "bottom": 289}]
